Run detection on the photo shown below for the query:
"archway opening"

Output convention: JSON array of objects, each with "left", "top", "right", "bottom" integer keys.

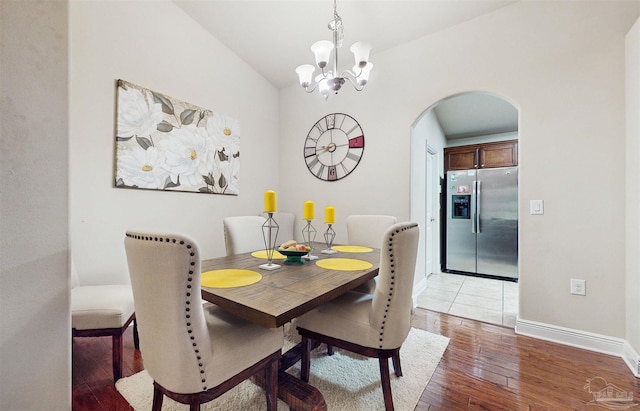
[{"left": 411, "top": 91, "right": 519, "bottom": 327}]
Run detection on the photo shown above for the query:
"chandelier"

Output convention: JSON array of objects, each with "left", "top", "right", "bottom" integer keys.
[{"left": 295, "top": 0, "right": 373, "bottom": 99}]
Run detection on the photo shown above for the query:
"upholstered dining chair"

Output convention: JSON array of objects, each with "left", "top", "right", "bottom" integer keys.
[
  {"left": 223, "top": 215, "right": 267, "bottom": 256},
  {"left": 296, "top": 222, "right": 419, "bottom": 411},
  {"left": 124, "top": 231, "right": 283, "bottom": 411},
  {"left": 71, "top": 261, "right": 139, "bottom": 383},
  {"left": 347, "top": 214, "right": 398, "bottom": 294},
  {"left": 346, "top": 215, "right": 398, "bottom": 249}
]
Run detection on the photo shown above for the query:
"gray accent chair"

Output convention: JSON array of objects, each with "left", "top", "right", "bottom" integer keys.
[
  {"left": 296, "top": 222, "right": 419, "bottom": 411},
  {"left": 124, "top": 231, "right": 283, "bottom": 411}
]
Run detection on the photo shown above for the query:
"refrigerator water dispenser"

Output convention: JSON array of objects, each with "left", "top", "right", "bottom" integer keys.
[{"left": 452, "top": 195, "right": 471, "bottom": 219}]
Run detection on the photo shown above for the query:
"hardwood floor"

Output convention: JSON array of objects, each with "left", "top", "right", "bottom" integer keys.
[{"left": 72, "top": 308, "right": 640, "bottom": 410}]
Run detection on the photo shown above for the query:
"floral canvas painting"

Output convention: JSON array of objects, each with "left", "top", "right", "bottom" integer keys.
[{"left": 114, "top": 80, "right": 239, "bottom": 195}]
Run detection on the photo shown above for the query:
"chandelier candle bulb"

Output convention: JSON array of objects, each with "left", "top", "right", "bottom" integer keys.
[
  {"left": 264, "top": 190, "right": 277, "bottom": 213},
  {"left": 311, "top": 40, "right": 333, "bottom": 68},
  {"left": 350, "top": 41, "right": 372, "bottom": 67},
  {"left": 325, "top": 206, "right": 335, "bottom": 224},
  {"left": 304, "top": 201, "right": 315, "bottom": 220}
]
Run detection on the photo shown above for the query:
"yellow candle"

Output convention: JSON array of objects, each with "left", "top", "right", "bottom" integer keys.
[
  {"left": 325, "top": 206, "right": 335, "bottom": 224},
  {"left": 264, "top": 190, "right": 277, "bottom": 213},
  {"left": 303, "top": 200, "right": 315, "bottom": 220}
]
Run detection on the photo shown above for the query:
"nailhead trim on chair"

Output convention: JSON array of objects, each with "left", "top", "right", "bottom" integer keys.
[
  {"left": 125, "top": 233, "right": 208, "bottom": 391},
  {"left": 377, "top": 223, "right": 418, "bottom": 349}
]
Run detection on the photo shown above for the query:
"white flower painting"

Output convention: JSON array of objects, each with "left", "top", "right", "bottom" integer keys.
[{"left": 114, "top": 80, "right": 240, "bottom": 195}]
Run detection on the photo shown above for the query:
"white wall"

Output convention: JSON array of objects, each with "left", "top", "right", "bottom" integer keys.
[
  {"left": 625, "top": 17, "right": 640, "bottom": 355},
  {"left": 279, "top": 1, "right": 639, "bottom": 338},
  {"left": 69, "top": 0, "right": 280, "bottom": 285},
  {"left": 411, "top": 109, "right": 447, "bottom": 289},
  {"left": 0, "top": 1, "right": 70, "bottom": 409},
  {"left": 410, "top": 112, "right": 429, "bottom": 290}
]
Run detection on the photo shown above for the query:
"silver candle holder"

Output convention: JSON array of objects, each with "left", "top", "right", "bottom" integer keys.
[
  {"left": 259, "top": 213, "right": 281, "bottom": 270},
  {"left": 301, "top": 219, "right": 318, "bottom": 261},
  {"left": 321, "top": 224, "right": 337, "bottom": 254}
]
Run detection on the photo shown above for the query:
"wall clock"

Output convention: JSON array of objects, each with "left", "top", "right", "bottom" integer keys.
[{"left": 303, "top": 113, "right": 365, "bottom": 181}]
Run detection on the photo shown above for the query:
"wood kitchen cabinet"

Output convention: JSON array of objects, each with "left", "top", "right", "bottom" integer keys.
[
  {"left": 444, "top": 146, "right": 478, "bottom": 170},
  {"left": 444, "top": 140, "right": 518, "bottom": 171}
]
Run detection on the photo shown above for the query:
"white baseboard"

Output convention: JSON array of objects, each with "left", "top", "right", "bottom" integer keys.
[
  {"left": 622, "top": 340, "right": 640, "bottom": 377},
  {"left": 516, "top": 317, "right": 640, "bottom": 377}
]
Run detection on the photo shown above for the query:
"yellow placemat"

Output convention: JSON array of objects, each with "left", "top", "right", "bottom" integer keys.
[
  {"left": 316, "top": 258, "right": 373, "bottom": 271},
  {"left": 332, "top": 245, "right": 373, "bottom": 253},
  {"left": 251, "top": 250, "right": 286, "bottom": 260},
  {"left": 201, "top": 269, "right": 262, "bottom": 288}
]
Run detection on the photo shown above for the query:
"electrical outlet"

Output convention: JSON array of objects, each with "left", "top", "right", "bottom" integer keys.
[
  {"left": 530, "top": 200, "right": 544, "bottom": 215},
  {"left": 570, "top": 279, "right": 586, "bottom": 296}
]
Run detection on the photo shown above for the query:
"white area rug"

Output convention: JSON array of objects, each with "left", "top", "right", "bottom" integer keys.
[{"left": 116, "top": 326, "right": 449, "bottom": 411}]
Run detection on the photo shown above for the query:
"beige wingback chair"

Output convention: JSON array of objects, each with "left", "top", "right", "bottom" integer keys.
[
  {"left": 347, "top": 214, "right": 398, "bottom": 294},
  {"left": 296, "top": 222, "right": 419, "bottom": 411},
  {"left": 124, "top": 231, "right": 283, "bottom": 411},
  {"left": 223, "top": 215, "right": 267, "bottom": 256},
  {"left": 71, "top": 261, "right": 138, "bottom": 383}
]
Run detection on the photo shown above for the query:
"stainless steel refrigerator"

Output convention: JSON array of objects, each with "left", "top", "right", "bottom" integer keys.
[{"left": 445, "top": 166, "right": 518, "bottom": 279}]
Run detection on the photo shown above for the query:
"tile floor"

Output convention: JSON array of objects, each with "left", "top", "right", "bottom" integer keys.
[{"left": 417, "top": 272, "right": 519, "bottom": 327}]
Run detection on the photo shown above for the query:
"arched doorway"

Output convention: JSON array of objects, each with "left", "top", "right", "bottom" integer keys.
[{"left": 411, "top": 91, "right": 519, "bottom": 327}]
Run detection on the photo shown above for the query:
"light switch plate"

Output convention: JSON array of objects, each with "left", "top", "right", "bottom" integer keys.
[{"left": 530, "top": 200, "right": 544, "bottom": 215}]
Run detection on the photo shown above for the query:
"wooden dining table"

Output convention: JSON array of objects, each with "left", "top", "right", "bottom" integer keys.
[{"left": 200, "top": 243, "right": 380, "bottom": 411}]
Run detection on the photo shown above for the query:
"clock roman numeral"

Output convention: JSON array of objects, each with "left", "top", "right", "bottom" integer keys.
[
  {"left": 346, "top": 151, "right": 361, "bottom": 162},
  {"left": 307, "top": 156, "right": 319, "bottom": 169},
  {"left": 326, "top": 114, "right": 335, "bottom": 129},
  {"left": 336, "top": 114, "right": 346, "bottom": 129},
  {"left": 328, "top": 166, "right": 337, "bottom": 181},
  {"left": 344, "top": 123, "right": 361, "bottom": 137},
  {"left": 349, "top": 136, "right": 364, "bottom": 148},
  {"left": 315, "top": 164, "right": 326, "bottom": 179},
  {"left": 304, "top": 147, "right": 316, "bottom": 158}
]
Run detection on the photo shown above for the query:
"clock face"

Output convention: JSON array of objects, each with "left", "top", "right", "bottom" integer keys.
[{"left": 304, "top": 113, "right": 365, "bottom": 181}]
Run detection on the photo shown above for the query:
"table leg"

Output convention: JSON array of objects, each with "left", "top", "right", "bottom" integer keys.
[{"left": 252, "top": 342, "right": 327, "bottom": 411}]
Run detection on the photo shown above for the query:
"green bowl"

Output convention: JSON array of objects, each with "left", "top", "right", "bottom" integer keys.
[{"left": 276, "top": 247, "right": 310, "bottom": 265}]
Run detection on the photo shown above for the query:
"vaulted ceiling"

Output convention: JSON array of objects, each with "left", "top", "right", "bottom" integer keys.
[
  {"left": 174, "top": 0, "right": 519, "bottom": 138},
  {"left": 174, "top": 0, "right": 517, "bottom": 89}
]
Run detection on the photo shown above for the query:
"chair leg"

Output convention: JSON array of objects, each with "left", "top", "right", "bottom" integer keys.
[
  {"left": 265, "top": 357, "right": 278, "bottom": 411},
  {"left": 391, "top": 349, "right": 402, "bottom": 377},
  {"left": 152, "top": 385, "right": 164, "bottom": 411},
  {"left": 189, "top": 404, "right": 200, "bottom": 411},
  {"left": 301, "top": 335, "right": 311, "bottom": 383},
  {"left": 133, "top": 318, "right": 140, "bottom": 350},
  {"left": 112, "top": 333, "right": 123, "bottom": 382},
  {"left": 326, "top": 344, "right": 334, "bottom": 356},
  {"left": 378, "top": 357, "right": 394, "bottom": 411}
]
